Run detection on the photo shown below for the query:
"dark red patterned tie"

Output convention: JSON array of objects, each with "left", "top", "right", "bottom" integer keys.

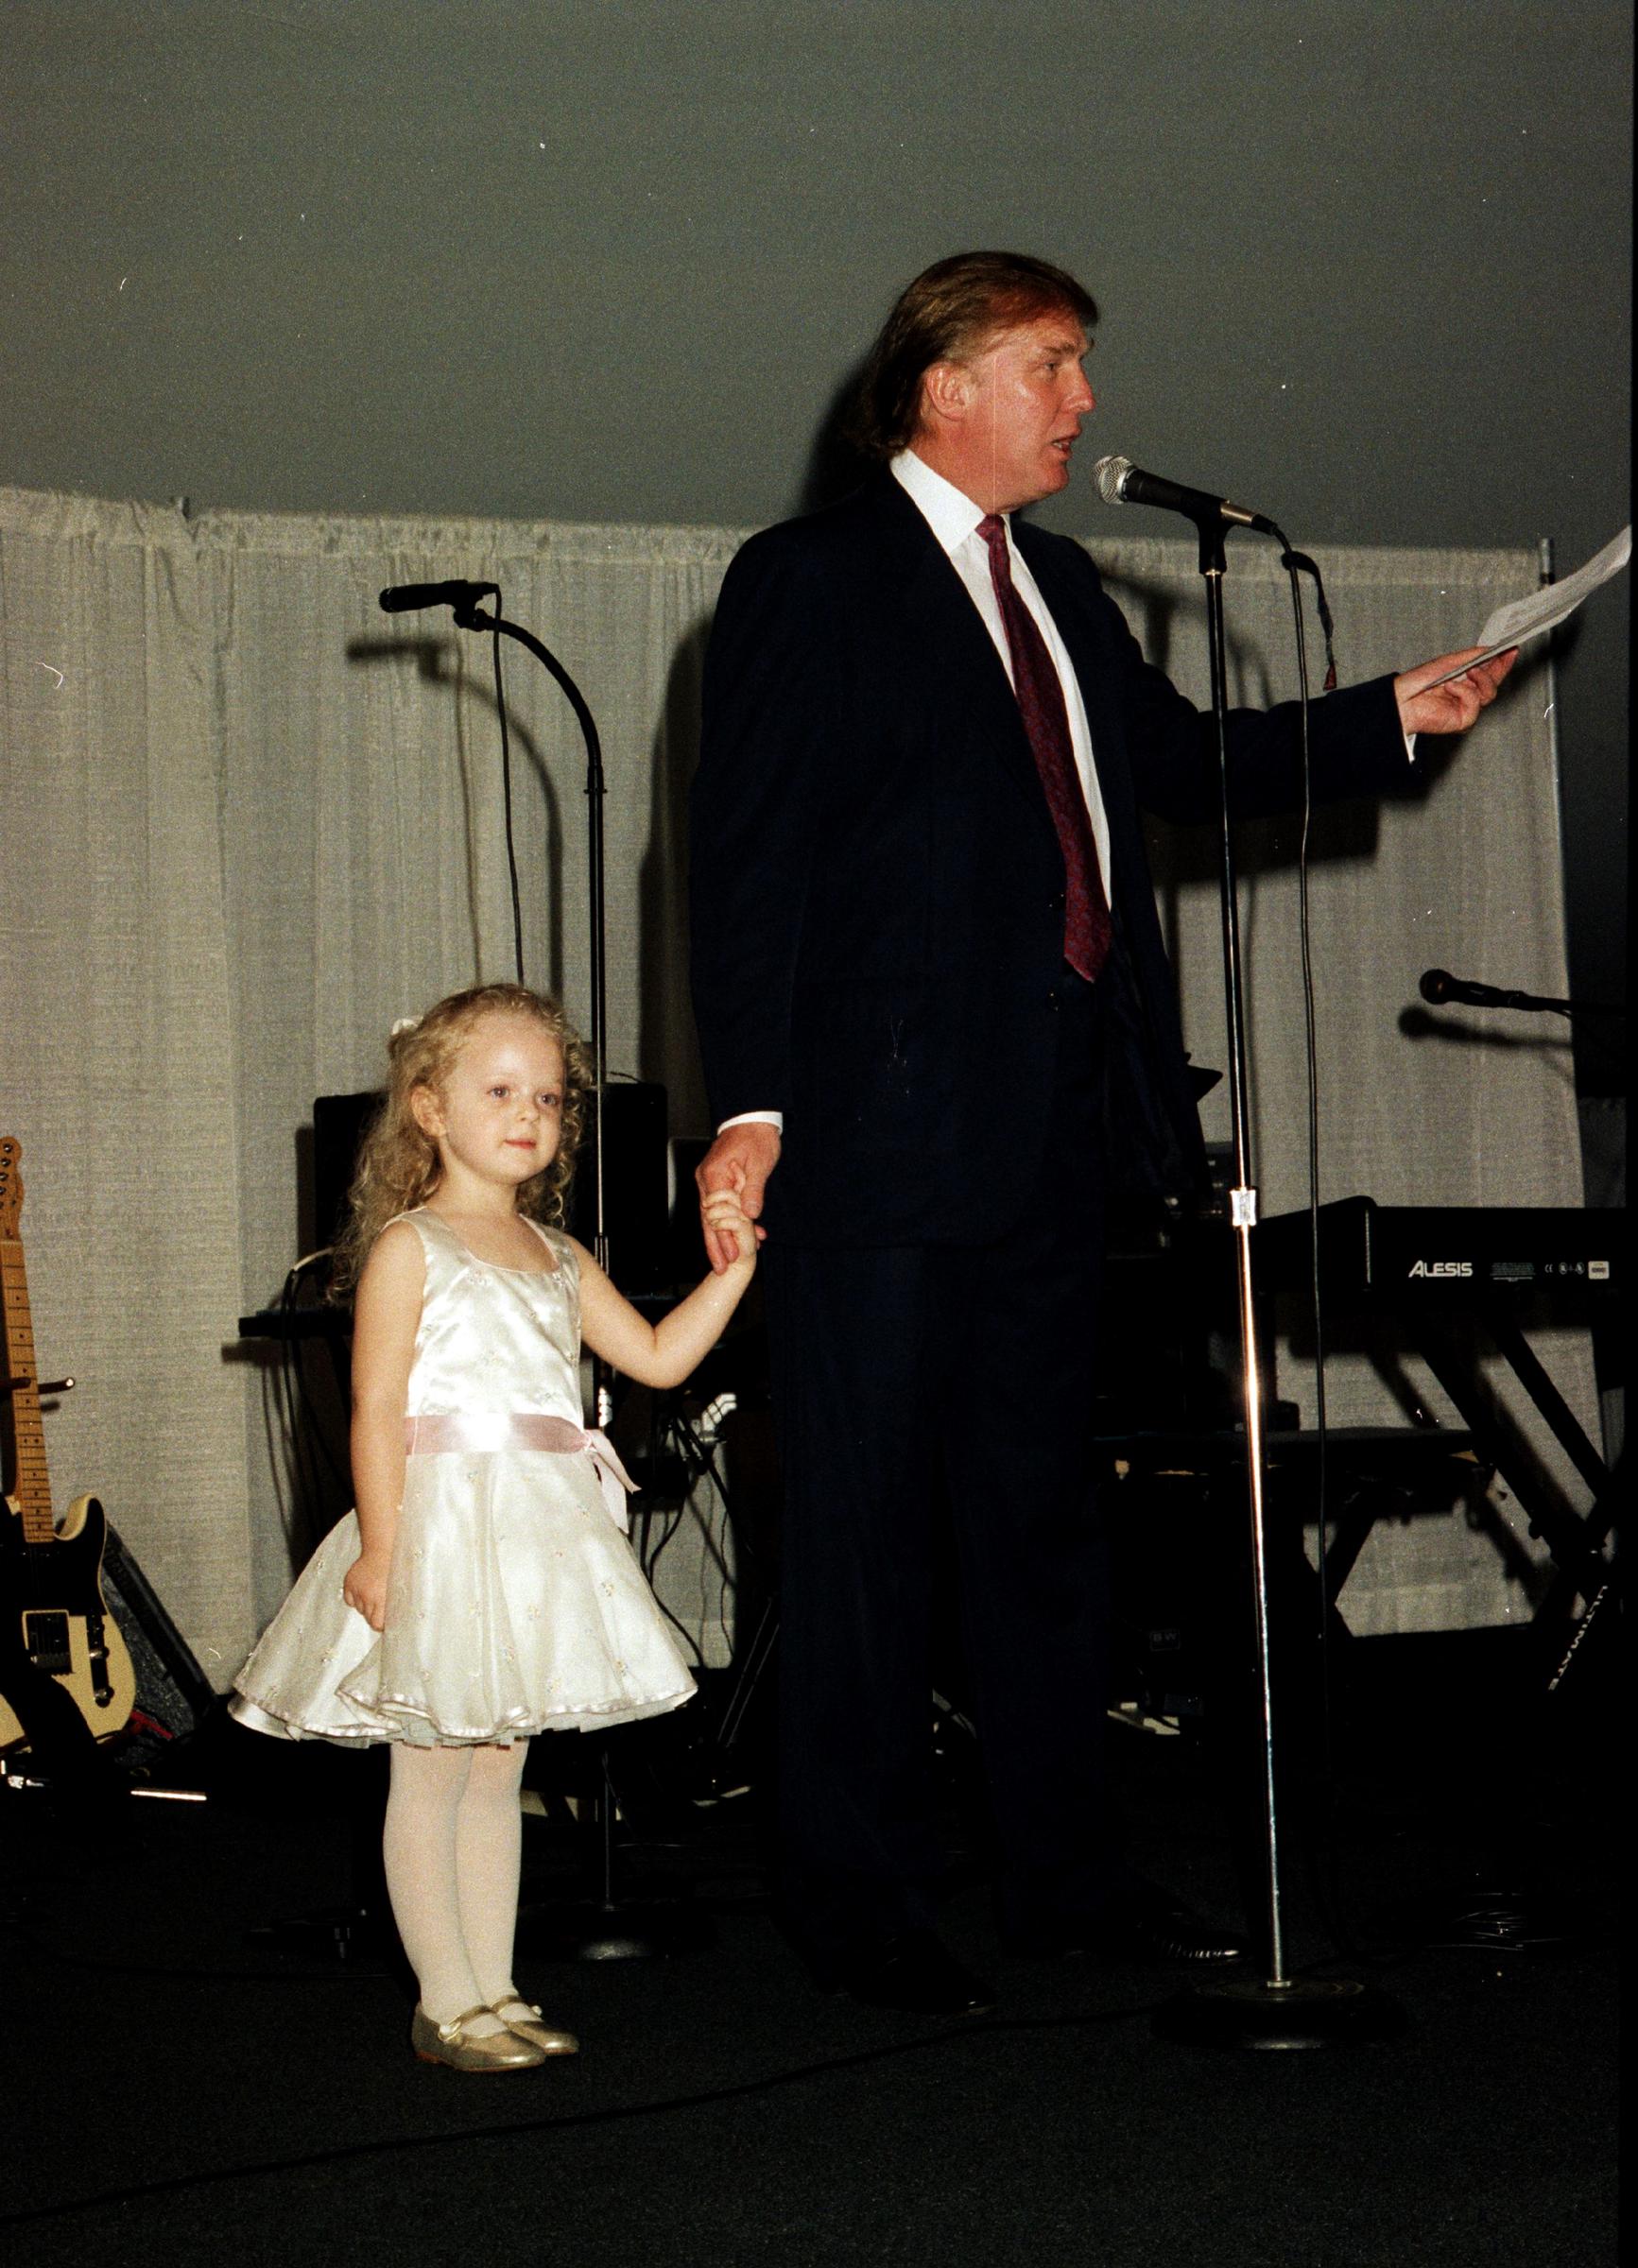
[{"left": 978, "top": 514, "right": 1111, "bottom": 984}]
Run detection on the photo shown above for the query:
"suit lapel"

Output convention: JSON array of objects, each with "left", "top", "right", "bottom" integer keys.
[{"left": 860, "top": 478, "right": 1060, "bottom": 823}]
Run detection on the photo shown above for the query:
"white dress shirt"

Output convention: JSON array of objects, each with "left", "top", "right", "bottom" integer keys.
[{"left": 888, "top": 447, "right": 1114, "bottom": 896}]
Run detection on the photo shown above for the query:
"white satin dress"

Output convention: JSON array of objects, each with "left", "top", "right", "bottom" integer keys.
[{"left": 231, "top": 1210, "right": 696, "bottom": 1745}]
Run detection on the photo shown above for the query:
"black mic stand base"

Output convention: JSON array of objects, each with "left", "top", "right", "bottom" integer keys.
[
  {"left": 518, "top": 1893, "right": 714, "bottom": 1964},
  {"left": 244, "top": 1905, "right": 393, "bottom": 1965},
  {"left": 515, "top": 1746, "right": 715, "bottom": 1962},
  {"left": 1154, "top": 1972, "right": 1407, "bottom": 2051}
]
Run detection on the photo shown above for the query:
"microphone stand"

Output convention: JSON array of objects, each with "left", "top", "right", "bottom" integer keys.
[
  {"left": 448, "top": 594, "right": 698, "bottom": 1961},
  {"left": 1422, "top": 977, "right": 1625, "bottom": 1019},
  {"left": 1148, "top": 519, "right": 1403, "bottom": 2049},
  {"left": 450, "top": 597, "right": 610, "bottom": 1188}
]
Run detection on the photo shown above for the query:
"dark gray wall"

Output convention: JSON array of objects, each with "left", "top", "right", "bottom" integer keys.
[{"left": 4, "top": 0, "right": 1629, "bottom": 1059}]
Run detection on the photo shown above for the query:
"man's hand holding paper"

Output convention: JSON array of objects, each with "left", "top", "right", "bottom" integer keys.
[{"left": 1411, "top": 524, "right": 1629, "bottom": 697}]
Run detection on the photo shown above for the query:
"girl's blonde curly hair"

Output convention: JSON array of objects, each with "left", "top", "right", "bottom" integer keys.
[{"left": 330, "top": 984, "right": 592, "bottom": 1296}]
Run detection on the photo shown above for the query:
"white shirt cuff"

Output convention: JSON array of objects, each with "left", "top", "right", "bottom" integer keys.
[{"left": 718, "top": 1109, "right": 784, "bottom": 1133}]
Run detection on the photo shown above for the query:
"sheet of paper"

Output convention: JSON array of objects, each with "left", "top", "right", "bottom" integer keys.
[{"left": 1414, "top": 524, "right": 1629, "bottom": 692}]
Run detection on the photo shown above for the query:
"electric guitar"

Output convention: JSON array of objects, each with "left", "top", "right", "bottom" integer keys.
[{"left": 0, "top": 1137, "right": 135, "bottom": 1753}]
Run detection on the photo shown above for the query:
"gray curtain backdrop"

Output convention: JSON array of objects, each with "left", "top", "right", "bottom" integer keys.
[{"left": 0, "top": 485, "right": 1593, "bottom": 1680}]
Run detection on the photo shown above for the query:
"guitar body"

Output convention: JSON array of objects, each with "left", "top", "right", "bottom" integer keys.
[
  {"left": 0, "top": 1135, "right": 137, "bottom": 1760},
  {"left": 0, "top": 1487, "right": 137, "bottom": 1753}
]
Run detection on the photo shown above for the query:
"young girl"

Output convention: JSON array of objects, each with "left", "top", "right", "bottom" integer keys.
[{"left": 232, "top": 983, "right": 756, "bottom": 2071}]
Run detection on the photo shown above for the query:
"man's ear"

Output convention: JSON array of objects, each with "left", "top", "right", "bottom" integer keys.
[
  {"left": 409, "top": 1083, "right": 443, "bottom": 1141},
  {"left": 920, "top": 358, "right": 972, "bottom": 430}
]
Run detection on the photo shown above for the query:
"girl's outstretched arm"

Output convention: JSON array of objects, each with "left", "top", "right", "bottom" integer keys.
[
  {"left": 344, "top": 1218, "right": 423, "bottom": 1630},
  {"left": 575, "top": 1193, "right": 756, "bottom": 1390}
]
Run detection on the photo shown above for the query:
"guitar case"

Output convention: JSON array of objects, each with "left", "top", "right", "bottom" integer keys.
[{"left": 97, "top": 1524, "right": 216, "bottom": 1761}]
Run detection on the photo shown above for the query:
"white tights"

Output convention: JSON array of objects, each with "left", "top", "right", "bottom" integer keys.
[{"left": 383, "top": 1739, "right": 528, "bottom": 2033}]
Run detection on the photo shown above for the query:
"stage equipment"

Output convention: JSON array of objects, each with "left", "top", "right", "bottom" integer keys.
[
  {"left": 313, "top": 1090, "right": 383, "bottom": 1251},
  {"left": 1094, "top": 452, "right": 1275, "bottom": 535},
  {"left": 1103, "top": 1422, "right": 1488, "bottom": 1729},
  {"left": 1, "top": 1136, "right": 136, "bottom": 1763},
  {"left": 379, "top": 578, "right": 500, "bottom": 613},
  {"left": 374, "top": 581, "right": 613, "bottom": 1278},
  {"left": 379, "top": 579, "right": 681, "bottom": 1959},
  {"left": 1417, "top": 966, "right": 1626, "bottom": 1018},
  {"left": 97, "top": 1522, "right": 216, "bottom": 1752},
  {"left": 569, "top": 1082, "right": 670, "bottom": 1296},
  {"left": 1095, "top": 485, "right": 1404, "bottom": 2048},
  {"left": 1255, "top": 1197, "right": 1624, "bottom": 1674}
]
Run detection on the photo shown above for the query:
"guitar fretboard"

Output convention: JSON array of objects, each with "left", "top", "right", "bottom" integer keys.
[{"left": 1, "top": 1234, "right": 56, "bottom": 1543}]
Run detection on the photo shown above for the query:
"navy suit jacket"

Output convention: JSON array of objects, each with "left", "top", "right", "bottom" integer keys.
[{"left": 690, "top": 472, "right": 1412, "bottom": 1246}]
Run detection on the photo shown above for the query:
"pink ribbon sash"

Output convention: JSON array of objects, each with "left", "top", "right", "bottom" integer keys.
[{"left": 403, "top": 1412, "right": 637, "bottom": 1534}]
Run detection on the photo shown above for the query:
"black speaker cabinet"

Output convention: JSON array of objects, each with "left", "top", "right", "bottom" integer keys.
[
  {"left": 570, "top": 1082, "right": 671, "bottom": 1293},
  {"left": 313, "top": 1090, "right": 384, "bottom": 1250}
]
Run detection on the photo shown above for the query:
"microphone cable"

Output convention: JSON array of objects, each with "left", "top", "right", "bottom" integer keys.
[
  {"left": 0, "top": 1986, "right": 1166, "bottom": 2230},
  {"left": 1279, "top": 543, "right": 1338, "bottom": 695},
  {"left": 1269, "top": 528, "right": 1333, "bottom": 1714},
  {"left": 1267, "top": 521, "right": 1341, "bottom": 1894},
  {"left": 1267, "top": 530, "right": 1422, "bottom": 1972}
]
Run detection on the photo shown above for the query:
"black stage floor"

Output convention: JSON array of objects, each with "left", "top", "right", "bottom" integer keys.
[{"left": 0, "top": 1626, "right": 1619, "bottom": 2267}]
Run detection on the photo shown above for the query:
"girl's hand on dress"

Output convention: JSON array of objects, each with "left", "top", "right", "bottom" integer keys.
[
  {"left": 343, "top": 1550, "right": 392, "bottom": 1632},
  {"left": 701, "top": 1190, "right": 758, "bottom": 1272}
]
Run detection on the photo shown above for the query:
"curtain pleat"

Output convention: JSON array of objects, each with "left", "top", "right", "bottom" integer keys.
[{"left": 0, "top": 487, "right": 1594, "bottom": 1661}]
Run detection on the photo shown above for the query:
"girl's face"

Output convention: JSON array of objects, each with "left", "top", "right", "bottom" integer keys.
[{"left": 411, "top": 1011, "right": 565, "bottom": 1203}]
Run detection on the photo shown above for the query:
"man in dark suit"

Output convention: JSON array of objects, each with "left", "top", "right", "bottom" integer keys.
[{"left": 689, "top": 251, "right": 1512, "bottom": 2014}]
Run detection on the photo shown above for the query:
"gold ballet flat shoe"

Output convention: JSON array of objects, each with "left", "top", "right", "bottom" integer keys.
[
  {"left": 411, "top": 2003, "right": 547, "bottom": 2071},
  {"left": 491, "top": 1998, "right": 579, "bottom": 2055}
]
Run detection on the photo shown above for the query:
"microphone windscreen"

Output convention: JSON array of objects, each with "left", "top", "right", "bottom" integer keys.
[
  {"left": 1418, "top": 969, "right": 1453, "bottom": 1005},
  {"left": 1093, "top": 455, "right": 1132, "bottom": 507}
]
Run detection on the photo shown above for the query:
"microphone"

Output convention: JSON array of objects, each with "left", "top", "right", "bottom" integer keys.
[
  {"left": 1094, "top": 455, "right": 1276, "bottom": 535},
  {"left": 1419, "top": 968, "right": 1556, "bottom": 1012},
  {"left": 378, "top": 579, "right": 499, "bottom": 614}
]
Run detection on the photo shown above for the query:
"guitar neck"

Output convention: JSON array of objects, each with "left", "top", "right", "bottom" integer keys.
[{"left": 1, "top": 1237, "right": 55, "bottom": 1545}]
